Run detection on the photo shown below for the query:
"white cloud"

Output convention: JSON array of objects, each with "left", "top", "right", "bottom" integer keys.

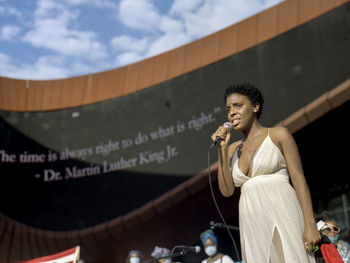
[
  {"left": 176, "top": 0, "right": 258, "bottom": 39},
  {"left": 1, "top": 0, "right": 285, "bottom": 79},
  {"left": 0, "top": 6, "right": 21, "bottom": 17},
  {"left": 23, "top": 0, "right": 106, "bottom": 60},
  {"left": 118, "top": 0, "right": 161, "bottom": 31},
  {"left": 33, "top": 0, "right": 63, "bottom": 17},
  {"left": 113, "top": 1, "right": 188, "bottom": 65},
  {"left": 24, "top": 18, "right": 106, "bottom": 59},
  {"left": 111, "top": 15, "right": 187, "bottom": 66},
  {"left": 28, "top": 56, "right": 69, "bottom": 79},
  {"left": 64, "top": 0, "right": 117, "bottom": 9},
  {"left": 114, "top": 0, "right": 266, "bottom": 64},
  {"left": 0, "top": 53, "right": 69, "bottom": 80},
  {"left": 111, "top": 0, "right": 284, "bottom": 69},
  {"left": 170, "top": 0, "right": 203, "bottom": 15},
  {"left": 110, "top": 35, "right": 148, "bottom": 53},
  {"left": 158, "top": 16, "right": 183, "bottom": 34},
  {"left": 0, "top": 52, "right": 11, "bottom": 65},
  {"left": 168, "top": 0, "right": 283, "bottom": 39},
  {"left": 0, "top": 52, "right": 99, "bottom": 80},
  {"left": 115, "top": 51, "right": 143, "bottom": 66},
  {"left": 0, "top": 25, "right": 20, "bottom": 40},
  {"left": 146, "top": 32, "right": 190, "bottom": 57}
]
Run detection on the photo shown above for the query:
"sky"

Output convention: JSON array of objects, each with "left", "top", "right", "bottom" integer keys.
[{"left": 0, "top": 0, "right": 283, "bottom": 80}]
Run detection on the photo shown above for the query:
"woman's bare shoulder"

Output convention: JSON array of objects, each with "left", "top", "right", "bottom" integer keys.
[
  {"left": 269, "top": 126, "right": 295, "bottom": 151},
  {"left": 269, "top": 126, "right": 291, "bottom": 139}
]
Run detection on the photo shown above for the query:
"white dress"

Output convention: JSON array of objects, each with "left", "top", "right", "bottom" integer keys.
[{"left": 231, "top": 132, "right": 315, "bottom": 263}]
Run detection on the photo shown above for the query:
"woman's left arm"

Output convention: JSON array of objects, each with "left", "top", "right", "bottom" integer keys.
[{"left": 274, "top": 127, "right": 321, "bottom": 251}]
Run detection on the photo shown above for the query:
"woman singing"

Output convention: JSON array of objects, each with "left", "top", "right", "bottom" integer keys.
[{"left": 211, "top": 82, "right": 321, "bottom": 263}]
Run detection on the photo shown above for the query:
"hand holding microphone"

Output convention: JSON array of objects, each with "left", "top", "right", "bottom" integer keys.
[{"left": 210, "top": 122, "right": 233, "bottom": 149}]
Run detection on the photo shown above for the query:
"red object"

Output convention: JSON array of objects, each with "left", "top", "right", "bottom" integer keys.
[
  {"left": 16, "top": 246, "right": 80, "bottom": 263},
  {"left": 320, "top": 243, "right": 344, "bottom": 263}
]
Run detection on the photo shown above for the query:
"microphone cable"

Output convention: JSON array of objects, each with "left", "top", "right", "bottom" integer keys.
[{"left": 207, "top": 148, "right": 241, "bottom": 262}]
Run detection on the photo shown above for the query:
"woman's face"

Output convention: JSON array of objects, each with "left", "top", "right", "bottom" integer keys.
[
  {"left": 204, "top": 238, "right": 217, "bottom": 257},
  {"left": 204, "top": 237, "right": 216, "bottom": 247},
  {"left": 226, "top": 93, "right": 258, "bottom": 131}
]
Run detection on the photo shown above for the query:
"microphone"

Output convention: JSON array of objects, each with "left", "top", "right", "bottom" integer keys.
[
  {"left": 210, "top": 122, "right": 233, "bottom": 149},
  {"left": 210, "top": 221, "right": 239, "bottom": 231},
  {"left": 177, "top": 245, "right": 201, "bottom": 253}
]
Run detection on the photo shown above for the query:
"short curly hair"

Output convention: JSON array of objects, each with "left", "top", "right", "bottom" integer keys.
[{"left": 224, "top": 82, "right": 264, "bottom": 119}]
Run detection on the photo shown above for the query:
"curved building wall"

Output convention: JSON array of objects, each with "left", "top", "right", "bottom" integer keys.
[{"left": 0, "top": 0, "right": 348, "bottom": 111}]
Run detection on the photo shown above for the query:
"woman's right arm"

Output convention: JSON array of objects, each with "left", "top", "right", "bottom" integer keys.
[{"left": 211, "top": 126, "right": 236, "bottom": 197}]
